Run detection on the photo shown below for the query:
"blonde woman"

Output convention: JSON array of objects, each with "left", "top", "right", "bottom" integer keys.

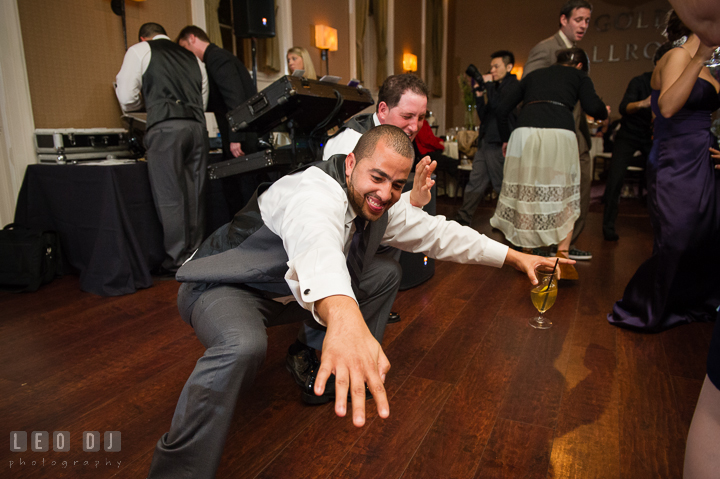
[{"left": 287, "top": 46, "right": 317, "bottom": 80}]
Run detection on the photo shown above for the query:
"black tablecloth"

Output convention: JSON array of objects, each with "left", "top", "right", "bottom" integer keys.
[{"left": 14, "top": 163, "right": 165, "bottom": 296}]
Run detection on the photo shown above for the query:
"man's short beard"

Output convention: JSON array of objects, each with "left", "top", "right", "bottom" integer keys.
[{"left": 347, "top": 173, "right": 369, "bottom": 221}]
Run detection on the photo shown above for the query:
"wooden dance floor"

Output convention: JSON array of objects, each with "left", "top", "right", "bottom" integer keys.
[{"left": 0, "top": 194, "right": 711, "bottom": 478}]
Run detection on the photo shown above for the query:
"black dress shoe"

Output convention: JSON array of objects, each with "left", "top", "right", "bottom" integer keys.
[
  {"left": 388, "top": 311, "right": 401, "bottom": 324},
  {"left": 302, "top": 365, "right": 372, "bottom": 405},
  {"left": 286, "top": 341, "right": 372, "bottom": 404},
  {"left": 285, "top": 341, "right": 320, "bottom": 388},
  {"left": 603, "top": 230, "right": 619, "bottom": 241}
]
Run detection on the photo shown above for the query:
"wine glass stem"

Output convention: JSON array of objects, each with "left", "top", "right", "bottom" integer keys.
[{"left": 537, "top": 312, "right": 544, "bottom": 324}]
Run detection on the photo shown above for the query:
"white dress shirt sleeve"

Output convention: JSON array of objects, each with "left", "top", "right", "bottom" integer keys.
[
  {"left": 322, "top": 129, "right": 363, "bottom": 161},
  {"left": 115, "top": 42, "right": 150, "bottom": 113},
  {"left": 197, "top": 57, "right": 209, "bottom": 110},
  {"left": 258, "top": 167, "right": 357, "bottom": 325},
  {"left": 383, "top": 199, "right": 509, "bottom": 267}
]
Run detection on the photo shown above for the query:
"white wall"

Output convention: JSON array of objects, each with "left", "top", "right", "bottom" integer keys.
[{"left": 0, "top": 0, "right": 36, "bottom": 226}]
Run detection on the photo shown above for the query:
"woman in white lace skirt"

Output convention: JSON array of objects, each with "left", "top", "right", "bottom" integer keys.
[{"left": 491, "top": 48, "right": 607, "bottom": 278}]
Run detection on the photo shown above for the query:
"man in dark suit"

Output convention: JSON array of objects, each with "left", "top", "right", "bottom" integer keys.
[
  {"left": 523, "top": 0, "right": 595, "bottom": 261},
  {"left": 178, "top": 25, "right": 261, "bottom": 218},
  {"left": 455, "top": 50, "right": 519, "bottom": 226},
  {"left": 601, "top": 71, "right": 653, "bottom": 241}
]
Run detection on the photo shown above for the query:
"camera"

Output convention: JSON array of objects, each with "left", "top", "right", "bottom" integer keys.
[{"left": 465, "top": 64, "right": 485, "bottom": 90}]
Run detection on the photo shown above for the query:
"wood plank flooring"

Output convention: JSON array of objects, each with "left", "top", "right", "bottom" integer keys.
[{"left": 0, "top": 195, "right": 712, "bottom": 478}]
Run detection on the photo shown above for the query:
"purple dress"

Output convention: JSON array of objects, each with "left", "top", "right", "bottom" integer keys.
[{"left": 608, "top": 78, "right": 720, "bottom": 332}]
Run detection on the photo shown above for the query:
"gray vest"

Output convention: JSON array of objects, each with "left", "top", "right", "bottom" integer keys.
[
  {"left": 327, "top": 113, "right": 375, "bottom": 142},
  {"left": 176, "top": 155, "right": 389, "bottom": 297},
  {"left": 143, "top": 39, "right": 205, "bottom": 129}
]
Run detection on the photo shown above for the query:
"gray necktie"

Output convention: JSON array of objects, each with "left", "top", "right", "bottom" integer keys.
[{"left": 346, "top": 217, "right": 367, "bottom": 290}]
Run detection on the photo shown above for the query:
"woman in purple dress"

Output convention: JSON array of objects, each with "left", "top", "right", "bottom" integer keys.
[{"left": 608, "top": 10, "right": 720, "bottom": 332}]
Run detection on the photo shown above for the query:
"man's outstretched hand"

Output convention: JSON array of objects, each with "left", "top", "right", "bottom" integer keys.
[
  {"left": 314, "top": 295, "right": 391, "bottom": 426},
  {"left": 504, "top": 248, "right": 575, "bottom": 285},
  {"left": 409, "top": 156, "right": 437, "bottom": 208}
]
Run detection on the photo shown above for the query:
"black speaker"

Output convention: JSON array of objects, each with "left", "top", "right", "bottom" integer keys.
[{"left": 233, "top": 0, "right": 276, "bottom": 38}]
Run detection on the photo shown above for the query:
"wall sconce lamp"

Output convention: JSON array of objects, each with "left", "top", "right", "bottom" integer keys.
[
  {"left": 315, "top": 25, "right": 338, "bottom": 75},
  {"left": 403, "top": 53, "right": 418, "bottom": 73},
  {"left": 510, "top": 65, "right": 523, "bottom": 79}
]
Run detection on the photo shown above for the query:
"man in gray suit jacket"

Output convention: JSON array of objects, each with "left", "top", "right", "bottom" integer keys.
[{"left": 523, "top": 0, "right": 595, "bottom": 261}]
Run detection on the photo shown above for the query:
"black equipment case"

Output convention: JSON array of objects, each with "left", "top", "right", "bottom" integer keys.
[
  {"left": 207, "top": 146, "right": 316, "bottom": 180},
  {"left": 228, "top": 76, "right": 374, "bottom": 136}
]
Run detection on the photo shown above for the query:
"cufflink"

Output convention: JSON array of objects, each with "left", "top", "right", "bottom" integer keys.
[{"left": 304, "top": 289, "right": 310, "bottom": 295}]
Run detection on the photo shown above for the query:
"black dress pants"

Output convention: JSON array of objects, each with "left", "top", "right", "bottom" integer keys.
[{"left": 602, "top": 133, "right": 652, "bottom": 238}]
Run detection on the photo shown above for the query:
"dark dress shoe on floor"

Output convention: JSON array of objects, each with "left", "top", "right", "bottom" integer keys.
[
  {"left": 287, "top": 340, "right": 373, "bottom": 404},
  {"left": 388, "top": 311, "right": 401, "bottom": 323},
  {"left": 285, "top": 341, "right": 320, "bottom": 388},
  {"left": 302, "top": 366, "right": 373, "bottom": 405}
]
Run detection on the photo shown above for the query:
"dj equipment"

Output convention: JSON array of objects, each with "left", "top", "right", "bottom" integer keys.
[
  {"left": 228, "top": 76, "right": 374, "bottom": 137},
  {"left": 207, "top": 146, "right": 316, "bottom": 180},
  {"left": 222, "top": 75, "right": 374, "bottom": 176},
  {"left": 35, "top": 128, "right": 133, "bottom": 164},
  {"left": 233, "top": 0, "right": 276, "bottom": 38}
]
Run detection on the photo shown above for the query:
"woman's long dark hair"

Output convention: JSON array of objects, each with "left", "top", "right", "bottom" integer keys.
[
  {"left": 662, "top": 9, "right": 692, "bottom": 44},
  {"left": 556, "top": 47, "right": 590, "bottom": 72}
]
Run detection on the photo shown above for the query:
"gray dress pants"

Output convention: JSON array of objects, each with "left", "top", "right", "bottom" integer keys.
[
  {"left": 455, "top": 140, "right": 504, "bottom": 225},
  {"left": 147, "top": 255, "right": 401, "bottom": 478},
  {"left": 145, "top": 119, "right": 209, "bottom": 271}
]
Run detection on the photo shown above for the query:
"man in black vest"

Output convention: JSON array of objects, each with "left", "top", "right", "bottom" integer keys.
[
  {"left": 116, "top": 22, "right": 209, "bottom": 273},
  {"left": 177, "top": 25, "right": 263, "bottom": 218},
  {"left": 146, "top": 125, "right": 570, "bottom": 478}
]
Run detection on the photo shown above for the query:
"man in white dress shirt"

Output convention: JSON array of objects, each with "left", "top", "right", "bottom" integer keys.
[
  {"left": 115, "top": 22, "right": 209, "bottom": 273},
  {"left": 146, "top": 125, "right": 570, "bottom": 478},
  {"left": 315, "top": 74, "right": 432, "bottom": 331},
  {"left": 322, "top": 74, "right": 428, "bottom": 161}
]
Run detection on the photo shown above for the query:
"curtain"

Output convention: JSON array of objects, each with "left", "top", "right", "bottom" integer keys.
[
  {"left": 355, "top": 0, "right": 369, "bottom": 82},
  {"left": 262, "top": 0, "right": 281, "bottom": 72},
  {"left": 372, "top": 0, "right": 388, "bottom": 87},
  {"left": 205, "top": 0, "right": 222, "bottom": 45},
  {"left": 426, "top": 0, "right": 443, "bottom": 97}
]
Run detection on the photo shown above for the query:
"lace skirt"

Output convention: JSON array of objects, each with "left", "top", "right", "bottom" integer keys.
[{"left": 490, "top": 127, "right": 580, "bottom": 248}]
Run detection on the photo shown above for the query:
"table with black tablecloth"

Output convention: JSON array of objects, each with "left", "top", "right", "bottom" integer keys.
[{"left": 14, "top": 162, "right": 165, "bottom": 296}]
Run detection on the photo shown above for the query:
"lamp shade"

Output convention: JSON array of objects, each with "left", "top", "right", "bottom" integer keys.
[
  {"left": 510, "top": 65, "right": 523, "bottom": 79},
  {"left": 403, "top": 53, "right": 417, "bottom": 72},
  {"left": 315, "top": 25, "right": 338, "bottom": 51}
]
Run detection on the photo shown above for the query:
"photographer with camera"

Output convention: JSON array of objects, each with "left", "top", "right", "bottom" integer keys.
[{"left": 454, "top": 51, "right": 518, "bottom": 226}]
